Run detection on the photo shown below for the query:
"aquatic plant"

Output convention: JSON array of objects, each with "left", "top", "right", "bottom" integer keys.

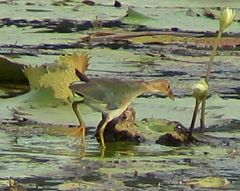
[{"left": 189, "top": 7, "right": 235, "bottom": 137}]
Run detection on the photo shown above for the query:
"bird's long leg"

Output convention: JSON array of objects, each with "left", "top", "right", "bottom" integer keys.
[
  {"left": 96, "top": 114, "right": 111, "bottom": 149},
  {"left": 189, "top": 99, "right": 201, "bottom": 139},
  {"left": 72, "top": 100, "right": 87, "bottom": 144},
  {"left": 95, "top": 115, "right": 109, "bottom": 157},
  {"left": 200, "top": 99, "right": 206, "bottom": 132},
  {"left": 95, "top": 114, "right": 106, "bottom": 139},
  {"left": 99, "top": 119, "right": 110, "bottom": 149},
  {"left": 98, "top": 116, "right": 112, "bottom": 157}
]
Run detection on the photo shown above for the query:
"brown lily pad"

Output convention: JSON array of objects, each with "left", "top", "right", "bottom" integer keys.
[
  {"left": 95, "top": 106, "right": 145, "bottom": 143},
  {"left": 0, "top": 55, "right": 27, "bottom": 83},
  {"left": 155, "top": 123, "right": 193, "bottom": 146}
]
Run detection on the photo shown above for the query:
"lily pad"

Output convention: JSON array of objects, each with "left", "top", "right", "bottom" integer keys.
[
  {"left": 0, "top": 55, "right": 27, "bottom": 82},
  {"left": 0, "top": 1, "right": 240, "bottom": 190},
  {"left": 123, "top": 7, "right": 153, "bottom": 26},
  {"left": 183, "top": 176, "right": 230, "bottom": 188}
]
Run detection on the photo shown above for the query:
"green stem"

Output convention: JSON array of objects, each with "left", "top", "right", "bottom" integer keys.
[
  {"left": 200, "top": 29, "right": 223, "bottom": 131},
  {"left": 200, "top": 100, "right": 206, "bottom": 131},
  {"left": 189, "top": 99, "right": 201, "bottom": 138},
  {"left": 205, "top": 30, "right": 223, "bottom": 84}
]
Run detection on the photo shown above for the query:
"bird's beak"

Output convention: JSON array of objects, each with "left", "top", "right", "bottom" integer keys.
[{"left": 167, "top": 89, "right": 175, "bottom": 100}]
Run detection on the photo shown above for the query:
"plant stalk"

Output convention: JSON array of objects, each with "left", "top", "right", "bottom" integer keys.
[
  {"left": 189, "top": 99, "right": 201, "bottom": 138},
  {"left": 205, "top": 30, "right": 223, "bottom": 83},
  {"left": 200, "top": 29, "right": 223, "bottom": 131}
]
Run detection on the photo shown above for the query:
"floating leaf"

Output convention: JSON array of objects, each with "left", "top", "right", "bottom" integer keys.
[
  {"left": 100, "top": 160, "right": 193, "bottom": 175},
  {"left": 59, "top": 52, "right": 90, "bottom": 74},
  {"left": 37, "top": 52, "right": 90, "bottom": 101},
  {"left": 0, "top": 55, "right": 27, "bottom": 82},
  {"left": 58, "top": 181, "right": 103, "bottom": 191},
  {"left": 130, "top": 35, "right": 240, "bottom": 47},
  {"left": 23, "top": 66, "right": 46, "bottom": 89},
  {"left": 21, "top": 52, "right": 90, "bottom": 102},
  {"left": 136, "top": 118, "right": 178, "bottom": 141},
  {"left": 123, "top": 7, "right": 153, "bottom": 25},
  {"left": 39, "top": 66, "right": 78, "bottom": 101},
  {"left": 183, "top": 177, "right": 230, "bottom": 188},
  {"left": 139, "top": 118, "right": 177, "bottom": 133},
  {"left": 58, "top": 182, "right": 80, "bottom": 191}
]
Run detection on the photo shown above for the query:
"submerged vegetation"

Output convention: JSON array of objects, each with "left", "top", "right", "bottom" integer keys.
[{"left": 0, "top": 1, "right": 239, "bottom": 190}]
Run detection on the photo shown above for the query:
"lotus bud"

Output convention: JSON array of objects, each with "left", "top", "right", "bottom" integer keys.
[
  {"left": 192, "top": 79, "right": 209, "bottom": 101},
  {"left": 219, "top": 7, "right": 235, "bottom": 32}
]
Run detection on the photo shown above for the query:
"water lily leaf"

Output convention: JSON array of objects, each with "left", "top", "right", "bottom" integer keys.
[
  {"left": 39, "top": 66, "right": 78, "bottom": 102},
  {"left": 0, "top": 87, "right": 98, "bottom": 126},
  {"left": 134, "top": 96, "right": 240, "bottom": 128},
  {"left": 139, "top": 118, "right": 177, "bottom": 133},
  {"left": 135, "top": 118, "right": 178, "bottom": 141},
  {"left": 0, "top": 55, "right": 27, "bottom": 82},
  {"left": 58, "top": 182, "right": 80, "bottom": 191},
  {"left": 21, "top": 52, "right": 90, "bottom": 102},
  {"left": 0, "top": 52, "right": 96, "bottom": 124},
  {"left": 59, "top": 52, "right": 90, "bottom": 74},
  {"left": 38, "top": 52, "right": 90, "bottom": 101},
  {"left": 0, "top": 86, "right": 28, "bottom": 98},
  {"left": 0, "top": 89, "right": 64, "bottom": 123},
  {"left": 0, "top": 55, "right": 29, "bottom": 97},
  {"left": 123, "top": 7, "right": 153, "bottom": 26},
  {"left": 58, "top": 181, "right": 103, "bottom": 191},
  {"left": 100, "top": 160, "right": 193, "bottom": 175},
  {"left": 0, "top": 89, "right": 8, "bottom": 97},
  {"left": 0, "top": 26, "right": 82, "bottom": 47},
  {"left": 23, "top": 66, "right": 46, "bottom": 89},
  {"left": 130, "top": 35, "right": 240, "bottom": 47},
  {"left": 183, "top": 177, "right": 230, "bottom": 188}
]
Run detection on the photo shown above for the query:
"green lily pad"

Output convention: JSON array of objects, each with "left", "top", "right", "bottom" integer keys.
[
  {"left": 123, "top": 7, "right": 153, "bottom": 26},
  {"left": 183, "top": 177, "right": 230, "bottom": 188},
  {"left": 134, "top": 96, "right": 240, "bottom": 128},
  {"left": 138, "top": 118, "right": 177, "bottom": 132},
  {"left": 100, "top": 160, "right": 193, "bottom": 175},
  {"left": 0, "top": 26, "right": 82, "bottom": 47},
  {"left": 0, "top": 1, "right": 240, "bottom": 191}
]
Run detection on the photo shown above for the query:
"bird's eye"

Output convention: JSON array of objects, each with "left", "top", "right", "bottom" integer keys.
[{"left": 168, "top": 85, "right": 170, "bottom": 89}]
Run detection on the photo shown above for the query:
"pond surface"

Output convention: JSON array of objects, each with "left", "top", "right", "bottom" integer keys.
[
  {"left": 1, "top": 120, "right": 240, "bottom": 190},
  {"left": 0, "top": 0, "right": 240, "bottom": 190}
]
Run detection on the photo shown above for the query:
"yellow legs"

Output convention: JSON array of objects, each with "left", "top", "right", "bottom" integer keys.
[
  {"left": 72, "top": 100, "right": 87, "bottom": 145},
  {"left": 72, "top": 101, "right": 112, "bottom": 156},
  {"left": 96, "top": 114, "right": 112, "bottom": 156}
]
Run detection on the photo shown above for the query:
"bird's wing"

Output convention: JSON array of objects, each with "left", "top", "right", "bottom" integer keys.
[{"left": 69, "top": 79, "right": 142, "bottom": 110}]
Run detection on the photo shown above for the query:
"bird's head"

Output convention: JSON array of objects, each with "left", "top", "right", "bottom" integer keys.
[{"left": 143, "top": 79, "right": 174, "bottom": 100}]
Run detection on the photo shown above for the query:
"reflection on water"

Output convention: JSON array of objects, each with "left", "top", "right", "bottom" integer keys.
[{"left": 0, "top": 122, "right": 240, "bottom": 190}]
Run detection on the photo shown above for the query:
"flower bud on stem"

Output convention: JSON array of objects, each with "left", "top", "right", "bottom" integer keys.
[
  {"left": 200, "top": 7, "right": 235, "bottom": 131},
  {"left": 189, "top": 7, "right": 235, "bottom": 136}
]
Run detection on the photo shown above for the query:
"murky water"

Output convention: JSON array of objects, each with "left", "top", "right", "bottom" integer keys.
[
  {"left": 0, "top": 1, "right": 240, "bottom": 190},
  {"left": 1, "top": 121, "right": 240, "bottom": 190}
]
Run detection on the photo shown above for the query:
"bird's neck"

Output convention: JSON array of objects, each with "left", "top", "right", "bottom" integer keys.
[{"left": 139, "top": 81, "right": 153, "bottom": 93}]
